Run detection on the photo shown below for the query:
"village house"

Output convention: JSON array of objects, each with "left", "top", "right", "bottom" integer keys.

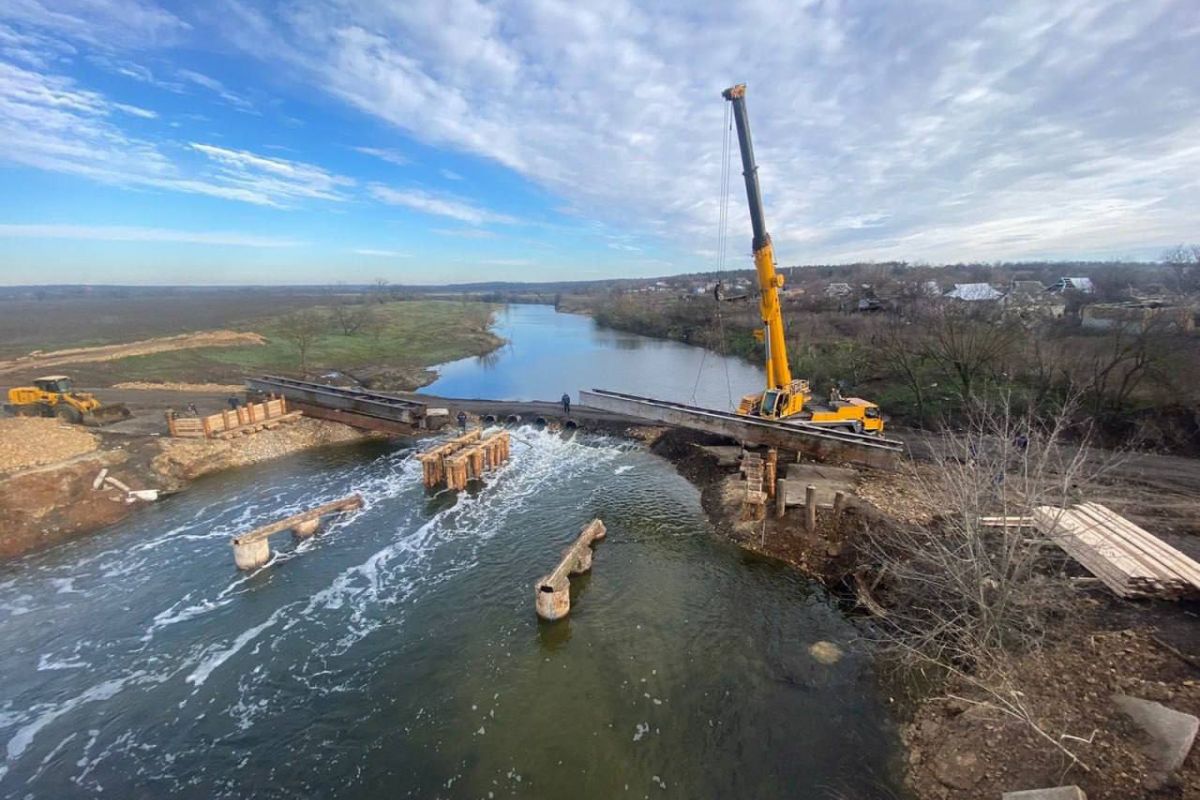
[
  {"left": 944, "top": 283, "right": 1003, "bottom": 301},
  {"left": 1081, "top": 300, "right": 1195, "bottom": 333},
  {"left": 1049, "top": 276, "right": 1095, "bottom": 294}
]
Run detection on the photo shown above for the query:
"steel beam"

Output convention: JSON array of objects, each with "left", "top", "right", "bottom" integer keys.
[{"left": 580, "top": 389, "right": 903, "bottom": 470}]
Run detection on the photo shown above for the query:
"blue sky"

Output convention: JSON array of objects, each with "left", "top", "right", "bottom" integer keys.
[{"left": 0, "top": 1, "right": 1197, "bottom": 285}]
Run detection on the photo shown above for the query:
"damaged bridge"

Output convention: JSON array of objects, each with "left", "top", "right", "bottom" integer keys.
[{"left": 580, "top": 389, "right": 904, "bottom": 470}]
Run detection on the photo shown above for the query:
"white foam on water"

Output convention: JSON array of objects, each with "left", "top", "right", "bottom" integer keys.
[
  {"left": 5, "top": 671, "right": 149, "bottom": 762},
  {"left": 36, "top": 654, "right": 88, "bottom": 671},
  {"left": 614, "top": 465, "right": 635, "bottom": 474},
  {"left": 1, "top": 430, "right": 629, "bottom": 786}
]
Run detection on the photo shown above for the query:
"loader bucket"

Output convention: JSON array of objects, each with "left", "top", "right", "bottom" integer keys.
[{"left": 83, "top": 403, "right": 133, "bottom": 427}]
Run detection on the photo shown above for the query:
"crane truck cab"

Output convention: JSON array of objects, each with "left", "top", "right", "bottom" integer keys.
[{"left": 737, "top": 380, "right": 885, "bottom": 434}]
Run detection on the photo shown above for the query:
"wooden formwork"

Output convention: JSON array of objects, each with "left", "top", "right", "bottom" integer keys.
[
  {"left": 418, "top": 429, "right": 510, "bottom": 491},
  {"left": 167, "top": 396, "right": 301, "bottom": 439},
  {"left": 741, "top": 451, "right": 766, "bottom": 521}
]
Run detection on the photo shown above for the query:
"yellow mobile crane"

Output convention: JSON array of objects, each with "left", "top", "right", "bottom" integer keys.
[{"left": 722, "top": 84, "right": 884, "bottom": 434}]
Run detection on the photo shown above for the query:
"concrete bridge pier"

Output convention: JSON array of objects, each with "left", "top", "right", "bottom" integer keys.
[
  {"left": 292, "top": 518, "right": 321, "bottom": 538},
  {"left": 233, "top": 537, "right": 271, "bottom": 570},
  {"left": 535, "top": 519, "right": 606, "bottom": 621}
]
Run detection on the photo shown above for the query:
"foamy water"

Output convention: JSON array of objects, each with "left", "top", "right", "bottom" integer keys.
[{"left": 0, "top": 429, "right": 900, "bottom": 798}]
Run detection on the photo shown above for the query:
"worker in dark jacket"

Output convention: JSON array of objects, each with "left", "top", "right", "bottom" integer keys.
[
  {"left": 561, "top": 393, "right": 571, "bottom": 416},
  {"left": 457, "top": 411, "right": 468, "bottom": 432}
]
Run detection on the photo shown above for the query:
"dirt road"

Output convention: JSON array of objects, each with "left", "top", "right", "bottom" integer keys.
[{"left": 0, "top": 331, "right": 264, "bottom": 376}]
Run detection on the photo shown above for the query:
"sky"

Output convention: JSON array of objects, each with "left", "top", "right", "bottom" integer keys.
[{"left": 0, "top": 0, "right": 1197, "bottom": 285}]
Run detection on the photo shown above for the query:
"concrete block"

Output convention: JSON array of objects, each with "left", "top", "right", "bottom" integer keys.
[
  {"left": 1002, "top": 788, "right": 1085, "bottom": 800},
  {"left": 1113, "top": 694, "right": 1199, "bottom": 782}
]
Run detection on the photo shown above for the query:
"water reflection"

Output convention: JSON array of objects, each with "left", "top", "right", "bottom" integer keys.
[{"left": 421, "top": 304, "right": 763, "bottom": 408}]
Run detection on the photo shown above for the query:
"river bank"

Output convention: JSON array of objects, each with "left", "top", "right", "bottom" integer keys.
[
  {"left": 0, "top": 415, "right": 377, "bottom": 558},
  {"left": 646, "top": 425, "right": 1199, "bottom": 800}
]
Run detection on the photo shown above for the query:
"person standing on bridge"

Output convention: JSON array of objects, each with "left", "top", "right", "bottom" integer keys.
[{"left": 561, "top": 392, "right": 571, "bottom": 417}]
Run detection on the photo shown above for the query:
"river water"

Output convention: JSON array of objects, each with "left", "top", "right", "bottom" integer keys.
[
  {"left": 0, "top": 306, "right": 902, "bottom": 798},
  {"left": 421, "top": 304, "right": 765, "bottom": 409}
]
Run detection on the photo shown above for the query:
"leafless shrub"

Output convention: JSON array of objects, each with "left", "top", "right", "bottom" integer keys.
[{"left": 859, "top": 394, "right": 1120, "bottom": 767}]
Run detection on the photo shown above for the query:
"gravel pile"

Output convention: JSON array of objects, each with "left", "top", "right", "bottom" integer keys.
[{"left": 0, "top": 417, "right": 99, "bottom": 473}]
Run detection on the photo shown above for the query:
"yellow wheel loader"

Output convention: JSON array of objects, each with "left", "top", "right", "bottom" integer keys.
[{"left": 5, "top": 376, "right": 131, "bottom": 426}]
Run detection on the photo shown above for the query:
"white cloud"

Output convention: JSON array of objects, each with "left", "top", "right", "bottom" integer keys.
[
  {"left": 0, "top": 61, "right": 353, "bottom": 208},
  {"left": 439, "top": 168, "right": 463, "bottom": 181},
  {"left": 176, "top": 68, "right": 253, "bottom": 110},
  {"left": 369, "top": 185, "right": 516, "bottom": 225},
  {"left": 354, "top": 146, "right": 408, "bottom": 166},
  {"left": 0, "top": 0, "right": 188, "bottom": 49},
  {"left": 189, "top": 143, "right": 355, "bottom": 204},
  {"left": 0, "top": 223, "right": 301, "bottom": 247},
  {"left": 354, "top": 248, "right": 411, "bottom": 257},
  {"left": 113, "top": 101, "right": 156, "bottom": 119},
  {"left": 208, "top": 0, "right": 1200, "bottom": 264}
]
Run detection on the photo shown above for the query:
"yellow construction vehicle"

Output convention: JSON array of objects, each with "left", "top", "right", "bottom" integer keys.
[
  {"left": 5, "top": 375, "right": 131, "bottom": 426},
  {"left": 722, "top": 84, "right": 884, "bottom": 434}
]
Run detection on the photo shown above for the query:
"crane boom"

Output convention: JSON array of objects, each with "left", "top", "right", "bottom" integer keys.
[
  {"left": 721, "top": 83, "right": 886, "bottom": 433},
  {"left": 722, "top": 84, "right": 794, "bottom": 398}
]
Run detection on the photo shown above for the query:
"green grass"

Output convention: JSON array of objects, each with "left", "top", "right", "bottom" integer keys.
[{"left": 94, "top": 300, "right": 502, "bottom": 385}]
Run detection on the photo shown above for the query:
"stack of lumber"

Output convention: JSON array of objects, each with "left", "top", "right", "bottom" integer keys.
[{"left": 1031, "top": 502, "right": 1200, "bottom": 599}]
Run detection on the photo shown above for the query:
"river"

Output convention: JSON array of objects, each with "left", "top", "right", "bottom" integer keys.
[
  {"left": 421, "top": 303, "right": 765, "bottom": 409},
  {"left": 0, "top": 306, "right": 902, "bottom": 798}
]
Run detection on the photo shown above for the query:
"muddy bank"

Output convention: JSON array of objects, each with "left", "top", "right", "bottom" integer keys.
[
  {"left": 0, "top": 418, "right": 376, "bottom": 559},
  {"left": 648, "top": 426, "right": 1200, "bottom": 800}
]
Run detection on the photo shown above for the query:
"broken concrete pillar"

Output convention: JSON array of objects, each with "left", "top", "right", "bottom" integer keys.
[
  {"left": 775, "top": 479, "right": 786, "bottom": 518},
  {"left": 230, "top": 494, "right": 363, "bottom": 570},
  {"left": 292, "top": 518, "right": 321, "bottom": 538},
  {"left": 232, "top": 537, "right": 271, "bottom": 570},
  {"left": 534, "top": 519, "right": 606, "bottom": 621}
]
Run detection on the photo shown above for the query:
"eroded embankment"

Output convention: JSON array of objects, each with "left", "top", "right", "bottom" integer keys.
[{"left": 0, "top": 418, "right": 374, "bottom": 559}]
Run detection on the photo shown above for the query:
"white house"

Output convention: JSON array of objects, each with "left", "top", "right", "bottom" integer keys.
[{"left": 1049, "top": 277, "right": 1095, "bottom": 294}]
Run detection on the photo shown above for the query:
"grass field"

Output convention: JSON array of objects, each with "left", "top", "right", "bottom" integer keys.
[{"left": 1, "top": 297, "right": 502, "bottom": 389}]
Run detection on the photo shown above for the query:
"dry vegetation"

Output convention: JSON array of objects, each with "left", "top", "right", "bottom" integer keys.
[{"left": 581, "top": 254, "right": 1200, "bottom": 454}]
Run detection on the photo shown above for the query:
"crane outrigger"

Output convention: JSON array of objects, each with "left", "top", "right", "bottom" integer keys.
[{"left": 721, "top": 83, "right": 884, "bottom": 434}]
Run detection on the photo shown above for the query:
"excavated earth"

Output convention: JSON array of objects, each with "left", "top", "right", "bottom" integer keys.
[{"left": 0, "top": 417, "right": 373, "bottom": 559}]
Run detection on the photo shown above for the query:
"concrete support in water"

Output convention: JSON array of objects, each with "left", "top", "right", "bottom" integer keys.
[
  {"left": 775, "top": 478, "right": 787, "bottom": 518},
  {"left": 231, "top": 494, "right": 363, "bottom": 569},
  {"left": 535, "top": 519, "right": 606, "bottom": 621},
  {"left": 292, "top": 518, "right": 321, "bottom": 538}
]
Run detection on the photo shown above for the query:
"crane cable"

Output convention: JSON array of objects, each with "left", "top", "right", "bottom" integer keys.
[{"left": 690, "top": 104, "right": 737, "bottom": 410}]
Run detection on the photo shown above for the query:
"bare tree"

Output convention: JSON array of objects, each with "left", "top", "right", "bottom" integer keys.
[
  {"left": 870, "top": 315, "right": 932, "bottom": 421},
  {"left": 1162, "top": 244, "right": 1200, "bottom": 294},
  {"left": 330, "top": 295, "right": 372, "bottom": 336},
  {"left": 922, "top": 304, "right": 1019, "bottom": 405},
  {"left": 858, "top": 396, "right": 1113, "bottom": 768},
  {"left": 277, "top": 309, "right": 326, "bottom": 374}
]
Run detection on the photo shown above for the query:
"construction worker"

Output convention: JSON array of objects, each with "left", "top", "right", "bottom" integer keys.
[
  {"left": 561, "top": 392, "right": 571, "bottom": 416},
  {"left": 457, "top": 411, "right": 468, "bottom": 432}
]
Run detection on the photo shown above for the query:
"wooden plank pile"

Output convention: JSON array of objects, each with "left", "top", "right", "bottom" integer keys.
[
  {"left": 417, "top": 429, "right": 511, "bottom": 491},
  {"left": 1031, "top": 502, "right": 1200, "bottom": 599},
  {"left": 166, "top": 396, "right": 301, "bottom": 440}
]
